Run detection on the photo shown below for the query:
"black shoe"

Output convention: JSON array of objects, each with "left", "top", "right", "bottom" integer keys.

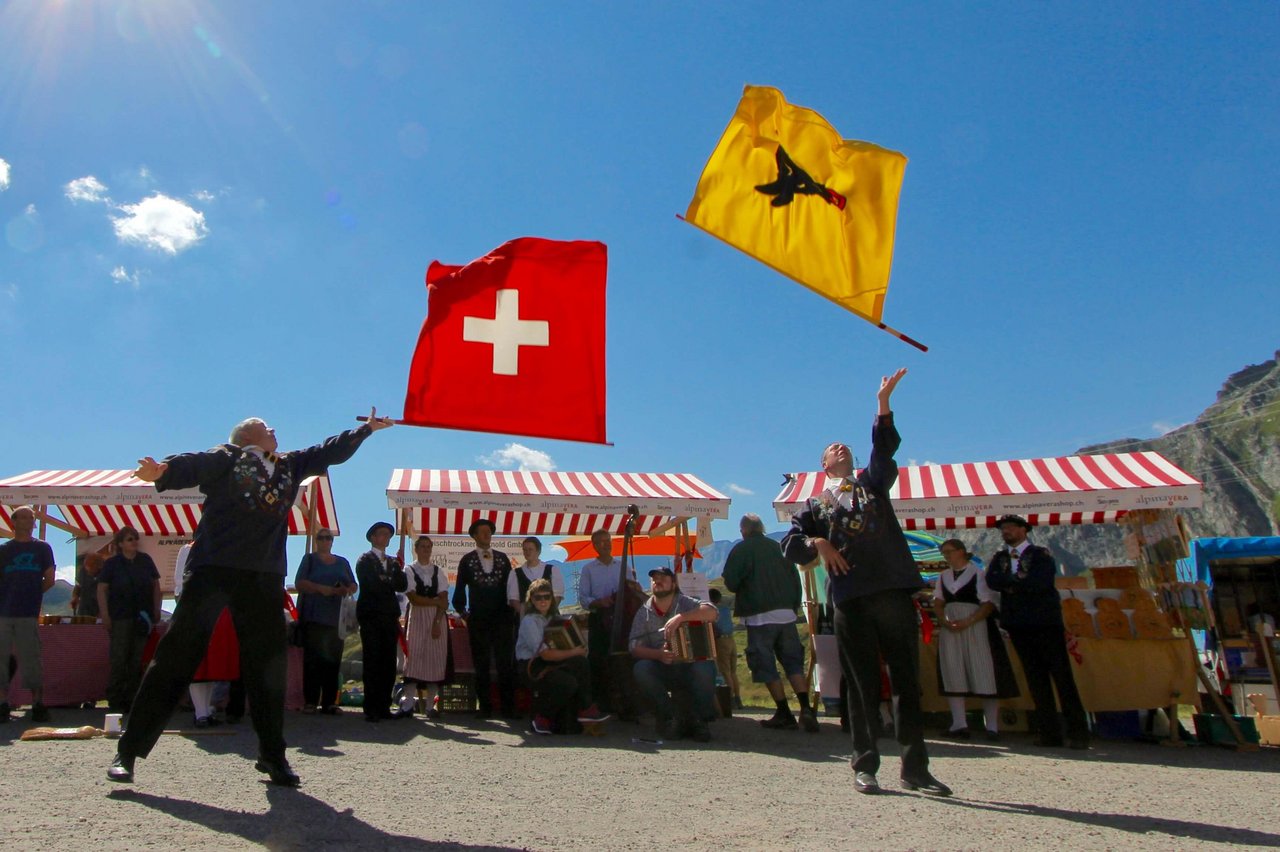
[
  {"left": 255, "top": 757, "right": 301, "bottom": 787},
  {"left": 760, "top": 713, "right": 799, "bottom": 730},
  {"left": 942, "top": 726, "right": 970, "bottom": 740},
  {"left": 364, "top": 713, "right": 382, "bottom": 723},
  {"left": 0, "top": 702, "right": 10, "bottom": 723},
  {"left": 30, "top": 703, "right": 50, "bottom": 723},
  {"left": 984, "top": 729, "right": 1002, "bottom": 742},
  {"left": 688, "top": 721, "right": 711, "bottom": 743},
  {"left": 798, "top": 708, "right": 820, "bottom": 733},
  {"left": 107, "top": 753, "right": 135, "bottom": 783},
  {"left": 319, "top": 705, "right": 341, "bottom": 716},
  {"left": 1035, "top": 735, "right": 1065, "bottom": 748},
  {"left": 854, "top": 771, "right": 880, "bottom": 794},
  {"left": 901, "top": 773, "right": 953, "bottom": 797},
  {"left": 1068, "top": 737, "right": 1090, "bottom": 750},
  {"left": 194, "top": 716, "right": 210, "bottom": 729}
]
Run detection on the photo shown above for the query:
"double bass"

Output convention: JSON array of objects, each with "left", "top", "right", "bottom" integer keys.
[{"left": 604, "top": 504, "right": 647, "bottom": 717}]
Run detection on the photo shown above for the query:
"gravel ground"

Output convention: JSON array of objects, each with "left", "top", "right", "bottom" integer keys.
[{"left": 1, "top": 705, "right": 1277, "bottom": 851}]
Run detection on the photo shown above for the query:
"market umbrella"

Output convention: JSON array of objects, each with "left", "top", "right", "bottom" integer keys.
[{"left": 554, "top": 534, "right": 702, "bottom": 562}]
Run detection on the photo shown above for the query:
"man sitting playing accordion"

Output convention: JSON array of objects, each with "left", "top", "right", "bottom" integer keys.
[{"left": 628, "top": 567, "right": 720, "bottom": 742}]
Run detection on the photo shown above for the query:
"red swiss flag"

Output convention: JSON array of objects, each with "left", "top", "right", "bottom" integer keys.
[{"left": 402, "top": 237, "right": 608, "bottom": 444}]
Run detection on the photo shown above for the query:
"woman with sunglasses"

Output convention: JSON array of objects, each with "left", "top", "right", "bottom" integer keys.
[
  {"left": 97, "top": 526, "right": 162, "bottom": 713},
  {"left": 294, "top": 528, "right": 357, "bottom": 714},
  {"left": 515, "top": 578, "right": 609, "bottom": 735}
]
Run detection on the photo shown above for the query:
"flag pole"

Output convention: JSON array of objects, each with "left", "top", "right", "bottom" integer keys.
[
  {"left": 675, "top": 213, "right": 926, "bottom": 350},
  {"left": 876, "top": 322, "right": 928, "bottom": 353},
  {"left": 355, "top": 416, "right": 616, "bottom": 446}
]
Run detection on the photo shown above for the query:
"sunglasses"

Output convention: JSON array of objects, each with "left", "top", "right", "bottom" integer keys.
[
  {"left": 122, "top": 536, "right": 139, "bottom": 542},
  {"left": 531, "top": 594, "right": 553, "bottom": 601}
]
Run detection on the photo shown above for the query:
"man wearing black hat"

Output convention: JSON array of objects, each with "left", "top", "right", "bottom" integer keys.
[
  {"left": 629, "top": 567, "right": 720, "bottom": 742},
  {"left": 985, "top": 514, "right": 1089, "bottom": 749},
  {"left": 782, "top": 369, "right": 951, "bottom": 797},
  {"left": 356, "top": 520, "right": 408, "bottom": 722},
  {"left": 108, "top": 409, "right": 394, "bottom": 786},
  {"left": 451, "top": 518, "right": 517, "bottom": 718}
]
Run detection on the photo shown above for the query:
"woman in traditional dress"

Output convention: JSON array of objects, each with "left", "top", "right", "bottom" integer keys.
[
  {"left": 932, "top": 538, "right": 1019, "bottom": 740},
  {"left": 400, "top": 536, "right": 450, "bottom": 718},
  {"left": 515, "top": 578, "right": 608, "bottom": 735}
]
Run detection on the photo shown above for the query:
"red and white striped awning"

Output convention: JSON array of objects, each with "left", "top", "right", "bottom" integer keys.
[
  {"left": 0, "top": 469, "right": 339, "bottom": 537},
  {"left": 387, "top": 469, "right": 731, "bottom": 536},
  {"left": 772, "top": 451, "right": 1201, "bottom": 529}
]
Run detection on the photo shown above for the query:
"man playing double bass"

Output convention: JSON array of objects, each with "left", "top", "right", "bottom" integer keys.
[{"left": 576, "top": 528, "right": 639, "bottom": 717}]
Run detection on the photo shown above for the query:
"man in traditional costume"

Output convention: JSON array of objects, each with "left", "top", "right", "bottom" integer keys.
[
  {"left": 782, "top": 369, "right": 950, "bottom": 797},
  {"left": 107, "top": 410, "right": 393, "bottom": 786}
]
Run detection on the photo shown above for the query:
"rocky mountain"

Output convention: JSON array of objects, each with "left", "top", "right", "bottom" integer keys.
[{"left": 950, "top": 350, "right": 1280, "bottom": 573}]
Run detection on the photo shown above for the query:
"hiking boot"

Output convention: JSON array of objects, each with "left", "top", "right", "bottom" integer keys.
[
  {"left": 760, "top": 712, "right": 799, "bottom": 730},
  {"left": 798, "top": 708, "right": 820, "bottom": 733}
]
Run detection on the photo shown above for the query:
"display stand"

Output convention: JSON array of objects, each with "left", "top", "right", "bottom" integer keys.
[{"left": 1123, "top": 509, "right": 1256, "bottom": 750}]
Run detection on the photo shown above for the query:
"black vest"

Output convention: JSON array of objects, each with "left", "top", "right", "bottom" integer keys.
[{"left": 515, "top": 563, "right": 554, "bottom": 603}]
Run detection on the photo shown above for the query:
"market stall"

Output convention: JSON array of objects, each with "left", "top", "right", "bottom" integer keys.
[
  {"left": 0, "top": 468, "right": 340, "bottom": 708},
  {"left": 385, "top": 469, "right": 731, "bottom": 676},
  {"left": 772, "top": 450, "right": 1205, "bottom": 721}
]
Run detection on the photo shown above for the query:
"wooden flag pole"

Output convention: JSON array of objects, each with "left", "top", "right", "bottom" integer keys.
[{"left": 674, "top": 213, "right": 929, "bottom": 352}]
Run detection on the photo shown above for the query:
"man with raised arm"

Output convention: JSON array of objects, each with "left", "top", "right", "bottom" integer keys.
[
  {"left": 106, "top": 409, "right": 393, "bottom": 786},
  {"left": 782, "top": 370, "right": 951, "bottom": 797}
]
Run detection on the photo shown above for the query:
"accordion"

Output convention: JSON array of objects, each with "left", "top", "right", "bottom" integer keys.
[
  {"left": 668, "top": 620, "right": 716, "bottom": 662},
  {"left": 542, "top": 617, "right": 586, "bottom": 651}
]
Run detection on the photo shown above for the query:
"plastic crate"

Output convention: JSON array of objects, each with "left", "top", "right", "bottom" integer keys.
[
  {"left": 439, "top": 677, "right": 476, "bottom": 714},
  {"left": 1192, "top": 713, "right": 1261, "bottom": 745}
]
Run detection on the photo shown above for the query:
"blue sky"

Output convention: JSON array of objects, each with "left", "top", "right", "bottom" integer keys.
[{"left": 2, "top": 1, "right": 1277, "bottom": 582}]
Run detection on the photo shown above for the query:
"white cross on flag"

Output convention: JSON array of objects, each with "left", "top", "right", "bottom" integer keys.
[{"left": 403, "top": 237, "right": 608, "bottom": 444}]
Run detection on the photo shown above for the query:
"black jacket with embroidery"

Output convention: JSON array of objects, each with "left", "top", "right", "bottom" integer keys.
[
  {"left": 155, "top": 425, "right": 371, "bottom": 576},
  {"left": 781, "top": 413, "right": 923, "bottom": 605},
  {"left": 983, "top": 543, "right": 1062, "bottom": 629}
]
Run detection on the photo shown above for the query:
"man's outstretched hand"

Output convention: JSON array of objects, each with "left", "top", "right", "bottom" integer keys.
[
  {"left": 366, "top": 407, "right": 396, "bottom": 432},
  {"left": 134, "top": 456, "right": 168, "bottom": 483},
  {"left": 877, "top": 367, "right": 907, "bottom": 414}
]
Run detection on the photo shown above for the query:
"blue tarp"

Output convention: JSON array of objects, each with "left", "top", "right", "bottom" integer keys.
[
  {"left": 1178, "top": 536, "right": 1280, "bottom": 587},
  {"left": 1178, "top": 536, "right": 1280, "bottom": 650}
]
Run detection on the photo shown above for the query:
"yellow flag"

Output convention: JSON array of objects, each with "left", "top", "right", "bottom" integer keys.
[{"left": 685, "top": 85, "right": 907, "bottom": 324}]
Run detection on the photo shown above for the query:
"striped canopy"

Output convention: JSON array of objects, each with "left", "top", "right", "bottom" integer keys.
[
  {"left": 772, "top": 451, "right": 1201, "bottom": 529},
  {"left": 0, "top": 469, "right": 338, "bottom": 537},
  {"left": 386, "top": 469, "right": 731, "bottom": 536}
]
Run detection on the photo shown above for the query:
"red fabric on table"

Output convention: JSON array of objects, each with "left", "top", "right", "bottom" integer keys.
[{"left": 8, "top": 625, "right": 110, "bottom": 708}]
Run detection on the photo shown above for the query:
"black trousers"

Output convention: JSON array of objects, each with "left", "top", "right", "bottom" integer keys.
[
  {"left": 524, "top": 655, "right": 592, "bottom": 721},
  {"left": 106, "top": 620, "right": 147, "bottom": 710},
  {"left": 301, "top": 622, "right": 344, "bottom": 708},
  {"left": 468, "top": 617, "right": 515, "bottom": 713},
  {"left": 836, "top": 588, "right": 929, "bottom": 778},
  {"left": 586, "top": 608, "right": 614, "bottom": 711},
  {"left": 1007, "top": 626, "right": 1089, "bottom": 741},
  {"left": 359, "top": 619, "right": 399, "bottom": 719},
  {"left": 119, "top": 567, "right": 288, "bottom": 763}
]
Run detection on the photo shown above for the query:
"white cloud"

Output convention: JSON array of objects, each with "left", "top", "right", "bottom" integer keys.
[
  {"left": 0, "top": 157, "right": 10, "bottom": 191},
  {"left": 111, "top": 193, "right": 208, "bottom": 254},
  {"left": 65, "top": 175, "right": 110, "bottom": 203},
  {"left": 110, "top": 266, "right": 142, "bottom": 288},
  {"left": 726, "top": 483, "right": 754, "bottom": 496},
  {"left": 192, "top": 189, "right": 215, "bottom": 202},
  {"left": 478, "top": 443, "right": 556, "bottom": 472}
]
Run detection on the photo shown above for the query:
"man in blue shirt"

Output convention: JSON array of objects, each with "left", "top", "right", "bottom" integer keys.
[{"left": 0, "top": 506, "right": 57, "bottom": 723}]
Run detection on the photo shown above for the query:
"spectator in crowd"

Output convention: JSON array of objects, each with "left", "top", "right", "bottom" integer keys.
[
  {"left": 98, "top": 526, "right": 161, "bottom": 714},
  {"left": 0, "top": 506, "right": 56, "bottom": 723},
  {"left": 400, "top": 536, "right": 449, "bottom": 718},
  {"left": 356, "top": 521, "right": 408, "bottom": 723},
  {"left": 516, "top": 578, "right": 609, "bottom": 735},
  {"left": 452, "top": 519, "right": 517, "bottom": 719},
  {"left": 294, "top": 528, "right": 357, "bottom": 715}
]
